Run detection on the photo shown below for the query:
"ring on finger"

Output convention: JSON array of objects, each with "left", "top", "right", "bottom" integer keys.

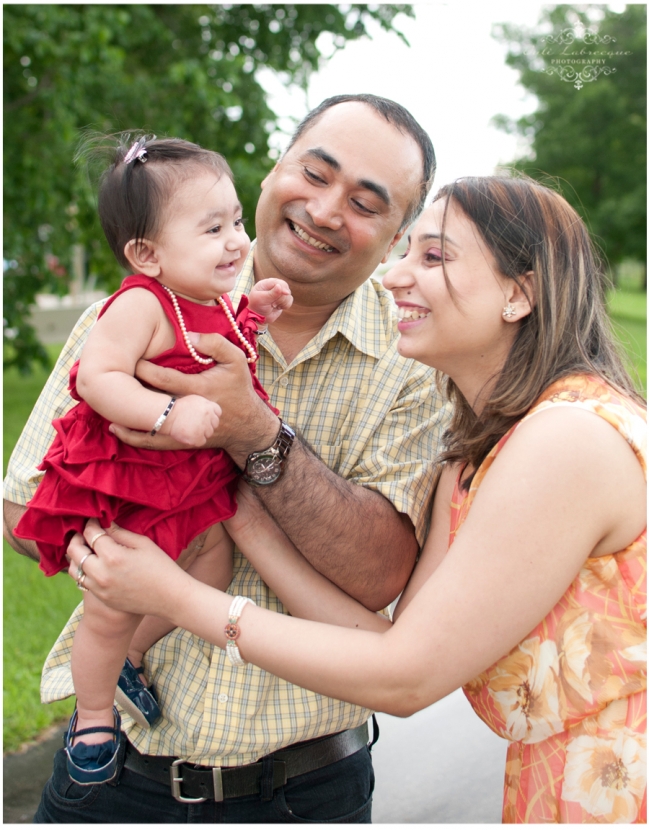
[
  {"left": 77, "top": 573, "right": 89, "bottom": 592},
  {"left": 76, "top": 551, "right": 95, "bottom": 580},
  {"left": 88, "top": 530, "right": 108, "bottom": 550}
]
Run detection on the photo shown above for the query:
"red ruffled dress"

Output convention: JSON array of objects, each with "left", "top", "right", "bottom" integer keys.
[{"left": 15, "top": 275, "right": 277, "bottom": 577}]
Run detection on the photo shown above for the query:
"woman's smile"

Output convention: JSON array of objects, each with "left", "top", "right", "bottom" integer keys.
[{"left": 396, "top": 303, "right": 431, "bottom": 328}]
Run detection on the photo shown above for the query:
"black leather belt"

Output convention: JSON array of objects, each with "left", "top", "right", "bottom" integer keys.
[{"left": 123, "top": 722, "right": 369, "bottom": 803}]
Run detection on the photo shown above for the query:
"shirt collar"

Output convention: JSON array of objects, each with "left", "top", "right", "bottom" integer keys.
[{"left": 231, "top": 240, "right": 394, "bottom": 361}]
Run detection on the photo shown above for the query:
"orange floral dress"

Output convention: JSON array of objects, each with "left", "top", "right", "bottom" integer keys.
[{"left": 450, "top": 376, "right": 646, "bottom": 823}]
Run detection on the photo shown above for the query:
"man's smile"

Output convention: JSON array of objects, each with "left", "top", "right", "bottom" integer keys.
[{"left": 287, "top": 219, "right": 337, "bottom": 254}]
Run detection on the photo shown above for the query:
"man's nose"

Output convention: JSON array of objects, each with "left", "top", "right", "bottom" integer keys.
[{"left": 305, "top": 189, "right": 344, "bottom": 231}]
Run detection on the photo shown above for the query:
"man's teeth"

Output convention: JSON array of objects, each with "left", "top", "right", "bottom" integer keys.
[
  {"left": 290, "top": 222, "right": 334, "bottom": 252},
  {"left": 398, "top": 307, "right": 430, "bottom": 320}
]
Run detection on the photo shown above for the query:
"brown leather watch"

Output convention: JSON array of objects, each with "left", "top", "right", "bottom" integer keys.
[{"left": 242, "top": 420, "right": 295, "bottom": 486}]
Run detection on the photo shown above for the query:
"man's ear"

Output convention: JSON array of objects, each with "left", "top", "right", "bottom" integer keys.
[
  {"left": 381, "top": 230, "right": 406, "bottom": 264},
  {"left": 123, "top": 238, "right": 161, "bottom": 277},
  {"left": 503, "top": 272, "right": 535, "bottom": 323},
  {"left": 260, "top": 162, "right": 280, "bottom": 190}
]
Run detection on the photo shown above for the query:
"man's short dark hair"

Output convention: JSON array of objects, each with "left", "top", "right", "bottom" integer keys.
[{"left": 286, "top": 94, "right": 436, "bottom": 230}]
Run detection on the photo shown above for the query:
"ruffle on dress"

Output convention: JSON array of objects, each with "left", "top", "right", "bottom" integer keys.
[{"left": 18, "top": 399, "right": 238, "bottom": 576}]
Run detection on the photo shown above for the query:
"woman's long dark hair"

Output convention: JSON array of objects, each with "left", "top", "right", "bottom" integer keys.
[{"left": 434, "top": 175, "right": 645, "bottom": 478}]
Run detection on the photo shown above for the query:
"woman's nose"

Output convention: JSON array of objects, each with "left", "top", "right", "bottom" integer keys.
[{"left": 383, "top": 260, "right": 414, "bottom": 292}]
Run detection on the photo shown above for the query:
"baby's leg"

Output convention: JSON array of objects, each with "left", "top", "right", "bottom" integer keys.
[
  {"left": 71, "top": 592, "right": 142, "bottom": 744},
  {"left": 186, "top": 522, "right": 234, "bottom": 589},
  {"left": 127, "top": 524, "right": 234, "bottom": 673}
]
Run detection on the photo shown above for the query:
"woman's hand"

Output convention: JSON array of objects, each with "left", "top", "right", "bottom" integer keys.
[{"left": 67, "top": 520, "right": 190, "bottom": 619}]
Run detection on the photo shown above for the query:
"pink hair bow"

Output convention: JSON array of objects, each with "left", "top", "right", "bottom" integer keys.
[{"left": 123, "top": 138, "right": 148, "bottom": 164}]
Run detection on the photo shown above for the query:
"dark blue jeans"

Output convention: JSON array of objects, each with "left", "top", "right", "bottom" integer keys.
[{"left": 34, "top": 738, "right": 374, "bottom": 823}]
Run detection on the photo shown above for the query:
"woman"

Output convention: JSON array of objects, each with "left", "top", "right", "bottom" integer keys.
[{"left": 68, "top": 175, "right": 647, "bottom": 823}]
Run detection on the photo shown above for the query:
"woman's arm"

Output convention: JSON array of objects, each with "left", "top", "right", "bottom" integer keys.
[
  {"left": 393, "top": 462, "right": 456, "bottom": 619},
  {"left": 76, "top": 289, "right": 220, "bottom": 445},
  {"left": 224, "top": 484, "right": 391, "bottom": 632},
  {"left": 71, "top": 406, "right": 646, "bottom": 717}
]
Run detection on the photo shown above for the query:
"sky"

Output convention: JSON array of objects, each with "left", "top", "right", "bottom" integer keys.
[{"left": 259, "top": 2, "right": 629, "bottom": 193}]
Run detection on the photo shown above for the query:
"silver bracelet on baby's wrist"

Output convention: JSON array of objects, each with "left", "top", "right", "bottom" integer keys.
[{"left": 150, "top": 396, "right": 177, "bottom": 436}]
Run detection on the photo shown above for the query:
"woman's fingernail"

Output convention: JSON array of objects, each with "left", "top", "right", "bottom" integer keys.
[
  {"left": 187, "top": 331, "right": 200, "bottom": 345},
  {"left": 108, "top": 424, "right": 116, "bottom": 434}
]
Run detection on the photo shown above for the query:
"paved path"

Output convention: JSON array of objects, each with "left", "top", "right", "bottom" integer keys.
[
  {"left": 372, "top": 689, "right": 506, "bottom": 823},
  {"left": 3, "top": 722, "right": 67, "bottom": 824},
  {"left": 4, "top": 690, "right": 505, "bottom": 823}
]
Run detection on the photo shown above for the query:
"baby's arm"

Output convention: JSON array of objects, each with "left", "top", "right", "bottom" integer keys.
[
  {"left": 76, "top": 288, "right": 220, "bottom": 446},
  {"left": 247, "top": 279, "right": 293, "bottom": 324}
]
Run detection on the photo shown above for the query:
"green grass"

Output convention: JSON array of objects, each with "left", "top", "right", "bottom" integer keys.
[
  {"left": 607, "top": 289, "right": 647, "bottom": 392},
  {"left": 4, "top": 344, "right": 78, "bottom": 752},
  {"left": 3, "top": 544, "right": 77, "bottom": 751},
  {"left": 2, "top": 292, "right": 646, "bottom": 751}
]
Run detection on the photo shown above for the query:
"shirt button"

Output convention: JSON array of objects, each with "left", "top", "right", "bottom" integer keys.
[
  {"left": 217, "top": 693, "right": 228, "bottom": 703},
  {"left": 279, "top": 377, "right": 289, "bottom": 387}
]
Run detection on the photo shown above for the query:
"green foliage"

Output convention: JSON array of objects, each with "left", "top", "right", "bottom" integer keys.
[
  {"left": 493, "top": 5, "right": 646, "bottom": 271},
  {"left": 4, "top": 4, "right": 413, "bottom": 373},
  {"left": 4, "top": 542, "right": 77, "bottom": 753}
]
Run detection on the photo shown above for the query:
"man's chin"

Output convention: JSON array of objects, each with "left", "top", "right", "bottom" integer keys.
[{"left": 267, "top": 243, "right": 338, "bottom": 279}]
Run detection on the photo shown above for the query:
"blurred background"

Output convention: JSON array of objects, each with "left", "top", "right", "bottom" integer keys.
[{"left": 3, "top": 2, "right": 646, "bottom": 820}]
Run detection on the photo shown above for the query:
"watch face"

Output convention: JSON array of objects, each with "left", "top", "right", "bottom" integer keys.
[{"left": 248, "top": 452, "right": 281, "bottom": 484}]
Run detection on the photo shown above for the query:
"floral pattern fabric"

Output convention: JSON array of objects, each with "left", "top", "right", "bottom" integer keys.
[{"left": 451, "top": 376, "right": 646, "bottom": 823}]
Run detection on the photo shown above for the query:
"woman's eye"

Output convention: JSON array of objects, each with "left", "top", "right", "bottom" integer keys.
[
  {"left": 399, "top": 248, "right": 411, "bottom": 260},
  {"left": 424, "top": 249, "right": 443, "bottom": 263}
]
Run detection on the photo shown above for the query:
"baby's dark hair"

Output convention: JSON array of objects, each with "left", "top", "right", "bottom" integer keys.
[{"left": 79, "top": 132, "right": 233, "bottom": 269}]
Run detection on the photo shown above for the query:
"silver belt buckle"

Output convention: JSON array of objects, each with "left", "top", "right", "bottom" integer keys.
[
  {"left": 170, "top": 758, "right": 209, "bottom": 803},
  {"left": 212, "top": 766, "right": 224, "bottom": 801}
]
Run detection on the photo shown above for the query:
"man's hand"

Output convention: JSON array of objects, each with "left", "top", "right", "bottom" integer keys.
[
  {"left": 121, "top": 333, "right": 278, "bottom": 462},
  {"left": 248, "top": 279, "right": 293, "bottom": 324}
]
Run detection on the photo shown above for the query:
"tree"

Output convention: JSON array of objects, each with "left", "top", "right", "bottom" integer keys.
[
  {"left": 493, "top": 5, "right": 646, "bottom": 280},
  {"left": 4, "top": 4, "right": 413, "bottom": 372}
]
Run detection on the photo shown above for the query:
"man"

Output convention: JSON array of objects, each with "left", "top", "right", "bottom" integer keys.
[{"left": 4, "top": 94, "right": 450, "bottom": 822}]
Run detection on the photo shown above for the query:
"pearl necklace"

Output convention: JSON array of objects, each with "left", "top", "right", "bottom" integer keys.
[{"left": 161, "top": 285, "right": 258, "bottom": 365}]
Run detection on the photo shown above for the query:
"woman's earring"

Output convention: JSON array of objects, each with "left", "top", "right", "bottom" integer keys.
[{"left": 502, "top": 303, "right": 516, "bottom": 319}]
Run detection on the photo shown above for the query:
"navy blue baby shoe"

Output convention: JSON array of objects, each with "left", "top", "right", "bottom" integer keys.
[
  {"left": 65, "top": 706, "right": 121, "bottom": 785},
  {"left": 114, "top": 657, "right": 161, "bottom": 728}
]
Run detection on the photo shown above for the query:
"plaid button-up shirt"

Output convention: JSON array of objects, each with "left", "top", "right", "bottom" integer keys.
[{"left": 4, "top": 245, "right": 450, "bottom": 764}]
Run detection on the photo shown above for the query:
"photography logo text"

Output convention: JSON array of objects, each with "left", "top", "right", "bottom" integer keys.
[{"left": 535, "top": 23, "right": 631, "bottom": 90}]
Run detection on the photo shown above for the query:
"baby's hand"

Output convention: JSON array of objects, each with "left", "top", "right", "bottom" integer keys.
[
  {"left": 160, "top": 395, "right": 221, "bottom": 447},
  {"left": 248, "top": 278, "right": 293, "bottom": 324}
]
